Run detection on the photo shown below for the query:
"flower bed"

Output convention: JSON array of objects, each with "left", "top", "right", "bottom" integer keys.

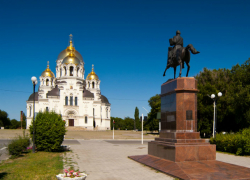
[{"left": 56, "top": 169, "right": 87, "bottom": 180}]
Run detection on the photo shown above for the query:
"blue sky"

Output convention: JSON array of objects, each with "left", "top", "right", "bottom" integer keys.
[{"left": 0, "top": 0, "right": 250, "bottom": 120}]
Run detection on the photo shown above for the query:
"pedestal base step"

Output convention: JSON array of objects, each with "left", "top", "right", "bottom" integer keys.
[
  {"left": 148, "top": 141, "right": 216, "bottom": 162},
  {"left": 128, "top": 155, "right": 250, "bottom": 180},
  {"left": 155, "top": 137, "right": 206, "bottom": 143}
]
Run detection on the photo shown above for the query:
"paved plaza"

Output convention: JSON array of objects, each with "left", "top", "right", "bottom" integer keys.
[
  {"left": 62, "top": 139, "right": 250, "bottom": 180},
  {"left": 63, "top": 139, "right": 174, "bottom": 180},
  {"left": 0, "top": 129, "right": 250, "bottom": 180}
]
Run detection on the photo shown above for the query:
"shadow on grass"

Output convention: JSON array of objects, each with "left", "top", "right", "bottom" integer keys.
[
  {"left": 146, "top": 132, "right": 159, "bottom": 135},
  {"left": 9, "top": 154, "right": 24, "bottom": 159},
  {"left": 0, "top": 172, "right": 8, "bottom": 179}
]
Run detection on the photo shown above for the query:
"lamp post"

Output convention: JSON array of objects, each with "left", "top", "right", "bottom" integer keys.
[
  {"left": 141, "top": 113, "right": 143, "bottom": 144},
  {"left": 31, "top": 76, "right": 37, "bottom": 153},
  {"left": 113, "top": 119, "right": 114, "bottom": 140},
  {"left": 210, "top": 92, "right": 222, "bottom": 138}
]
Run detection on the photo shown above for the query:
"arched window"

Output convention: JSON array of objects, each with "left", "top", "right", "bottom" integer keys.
[
  {"left": 29, "top": 106, "right": 32, "bottom": 117},
  {"left": 92, "top": 82, "right": 95, "bottom": 88},
  {"left": 106, "top": 108, "right": 108, "bottom": 118},
  {"left": 65, "top": 96, "right": 68, "bottom": 105},
  {"left": 93, "top": 108, "right": 95, "bottom": 116},
  {"left": 75, "top": 97, "right": 77, "bottom": 106},
  {"left": 46, "top": 107, "right": 49, "bottom": 112},
  {"left": 70, "top": 66, "right": 74, "bottom": 76},
  {"left": 70, "top": 96, "right": 73, "bottom": 105},
  {"left": 88, "top": 82, "right": 90, "bottom": 88},
  {"left": 64, "top": 67, "right": 67, "bottom": 76},
  {"left": 46, "top": 79, "right": 49, "bottom": 86},
  {"left": 60, "top": 68, "right": 62, "bottom": 77},
  {"left": 85, "top": 116, "right": 88, "bottom": 124}
]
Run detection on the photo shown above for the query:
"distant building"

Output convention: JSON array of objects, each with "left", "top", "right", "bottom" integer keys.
[{"left": 26, "top": 35, "right": 111, "bottom": 130}]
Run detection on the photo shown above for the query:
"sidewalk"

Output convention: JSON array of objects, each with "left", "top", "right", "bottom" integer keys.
[{"left": 63, "top": 139, "right": 250, "bottom": 180}]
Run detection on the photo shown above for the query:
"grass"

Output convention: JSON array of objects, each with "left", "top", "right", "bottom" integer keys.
[{"left": 0, "top": 151, "right": 63, "bottom": 180}]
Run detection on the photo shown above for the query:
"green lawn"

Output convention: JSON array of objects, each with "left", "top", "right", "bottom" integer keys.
[{"left": 0, "top": 152, "right": 63, "bottom": 180}]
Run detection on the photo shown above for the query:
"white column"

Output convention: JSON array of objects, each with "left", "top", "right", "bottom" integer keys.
[
  {"left": 67, "top": 67, "right": 70, "bottom": 76},
  {"left": 213, "top": 101, "right": 215, "bottom": 138},
  {"left": 142, "top": 113, "right": 144, "bottom": 144},
  {"left": 62, "top": 67, "right": 65, "bottom": 76},
  {"left": 74, "top": 67, "right": 76, "bottom": 77}
]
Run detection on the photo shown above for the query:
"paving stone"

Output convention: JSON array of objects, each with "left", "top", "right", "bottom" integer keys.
[{"left": 63, "top": 140, "right": 174, "bottom": 180}]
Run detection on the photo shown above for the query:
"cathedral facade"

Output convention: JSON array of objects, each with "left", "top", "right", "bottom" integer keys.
[{"left": 26, "top": 36, "right": 111, "bottom": 130}]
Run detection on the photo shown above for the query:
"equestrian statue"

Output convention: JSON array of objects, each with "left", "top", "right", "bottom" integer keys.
[{"left": 163, "top": 30, "right": 200, "bottom": 79}]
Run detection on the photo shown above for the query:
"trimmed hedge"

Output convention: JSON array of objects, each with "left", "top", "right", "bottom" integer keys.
[
  {"left": 29, "top": 111, "right": 66, "bottom": 152},
  {"left": 210, "top": 128, "right": 250, "bottom": 155},
  {"left": 8, "top": 134, "right": 30, "bottom": 158}
]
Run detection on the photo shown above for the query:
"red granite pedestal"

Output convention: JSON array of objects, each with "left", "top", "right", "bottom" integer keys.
[
  {"left": 129, "top": 77, "right": 250, "bottom": 179},
  {"left": 149, "top": 77, "right": 216, "bottom": 162}
]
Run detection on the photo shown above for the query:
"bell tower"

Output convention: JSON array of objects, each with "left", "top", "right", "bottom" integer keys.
[
  {"left": 38, "top": 61, "right": 55, "bottom": 99},
  {"left": 86, "top": 65, "right": 101, "bottom": 100}
]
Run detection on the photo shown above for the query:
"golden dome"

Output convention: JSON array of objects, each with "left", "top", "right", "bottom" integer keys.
[
  {"left": 86, "top": 65, "right": 99, "bottom": 80},
  {"left": 62, "top": 51, "right": 80, "bottom": 65},
  {"left": 41, "top": 62, "right": 55, "bottom": 77},
  {"left": 57, "top": 34, "right": 84, "bottom": 62}
]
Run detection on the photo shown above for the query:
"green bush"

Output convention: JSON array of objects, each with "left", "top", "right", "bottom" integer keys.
[
  {"left": 29, "top": 111, "right": 66, "bottom": 152},
  {"left": 210, "top": 128, "right": 250, "bottom": 155},
  {"left": 8, "top": 134, "right": 30, "bottom": 158}
]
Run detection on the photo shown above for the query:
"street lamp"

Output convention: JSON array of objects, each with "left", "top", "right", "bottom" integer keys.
[
  {"left": 31, "top": 76, "right": 37, "bottom": 153},
  {"left": 142, "top": 107, "right": 149, "bottom": 145},
  {"left": 210, "top": 92, "right": 222, "bottom": 138}
]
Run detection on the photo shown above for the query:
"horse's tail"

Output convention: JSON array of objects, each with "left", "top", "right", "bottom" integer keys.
[{"left": 186, "top": 44, "right": 200, "bottom": 54}]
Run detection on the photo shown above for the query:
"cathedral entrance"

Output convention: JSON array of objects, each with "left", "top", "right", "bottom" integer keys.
[{"left": 69, "top": 119, "right": 74, "bottom": 126}]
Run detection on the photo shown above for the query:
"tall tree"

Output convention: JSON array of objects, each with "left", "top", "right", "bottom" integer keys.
[
  {"left": 134, "top": 107, "right": 140, "bottom": 130},
  {"left": 21, "top": 113, "right": 27, "bottom": 129}
]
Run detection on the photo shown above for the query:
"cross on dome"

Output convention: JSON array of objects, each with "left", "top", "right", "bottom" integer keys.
[
  {"left": 41, "top": 61, "right": 55, "bottom": 78},
  {"left": 86, "top": 64, "right": 99, "bottom": 80},
  {"left": 68, "top": 34, "right": 74, "bottom": 49},
  {"left": 57, "top": 34, "right": 84, "bottom": 62}
]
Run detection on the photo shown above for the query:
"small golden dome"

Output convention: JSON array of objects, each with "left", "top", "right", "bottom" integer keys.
[
  {"left": 62, "top": 51, "right": 81, "bottom": 65},
  {"left": 57, "top": 34, "right": 84, "bottom": 62},
  {"left": 41, "top": 62, "right": 55, "bottom": 77},
  {"left": 86, "top": 65, "right": 99, "bottom": 80}
]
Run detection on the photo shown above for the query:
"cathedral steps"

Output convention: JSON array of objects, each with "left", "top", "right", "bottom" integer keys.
[{"left": 66, "top": 126, "right": 88, "bottom": 131}]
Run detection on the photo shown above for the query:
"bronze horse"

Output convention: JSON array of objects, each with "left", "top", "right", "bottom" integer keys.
[{"left": 163, "top": 44, "right": 199, "bottom": 79}]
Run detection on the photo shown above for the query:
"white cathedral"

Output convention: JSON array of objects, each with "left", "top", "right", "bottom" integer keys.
[{"left": 26, "top": 35, "right": 111, "bottom": 130}]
